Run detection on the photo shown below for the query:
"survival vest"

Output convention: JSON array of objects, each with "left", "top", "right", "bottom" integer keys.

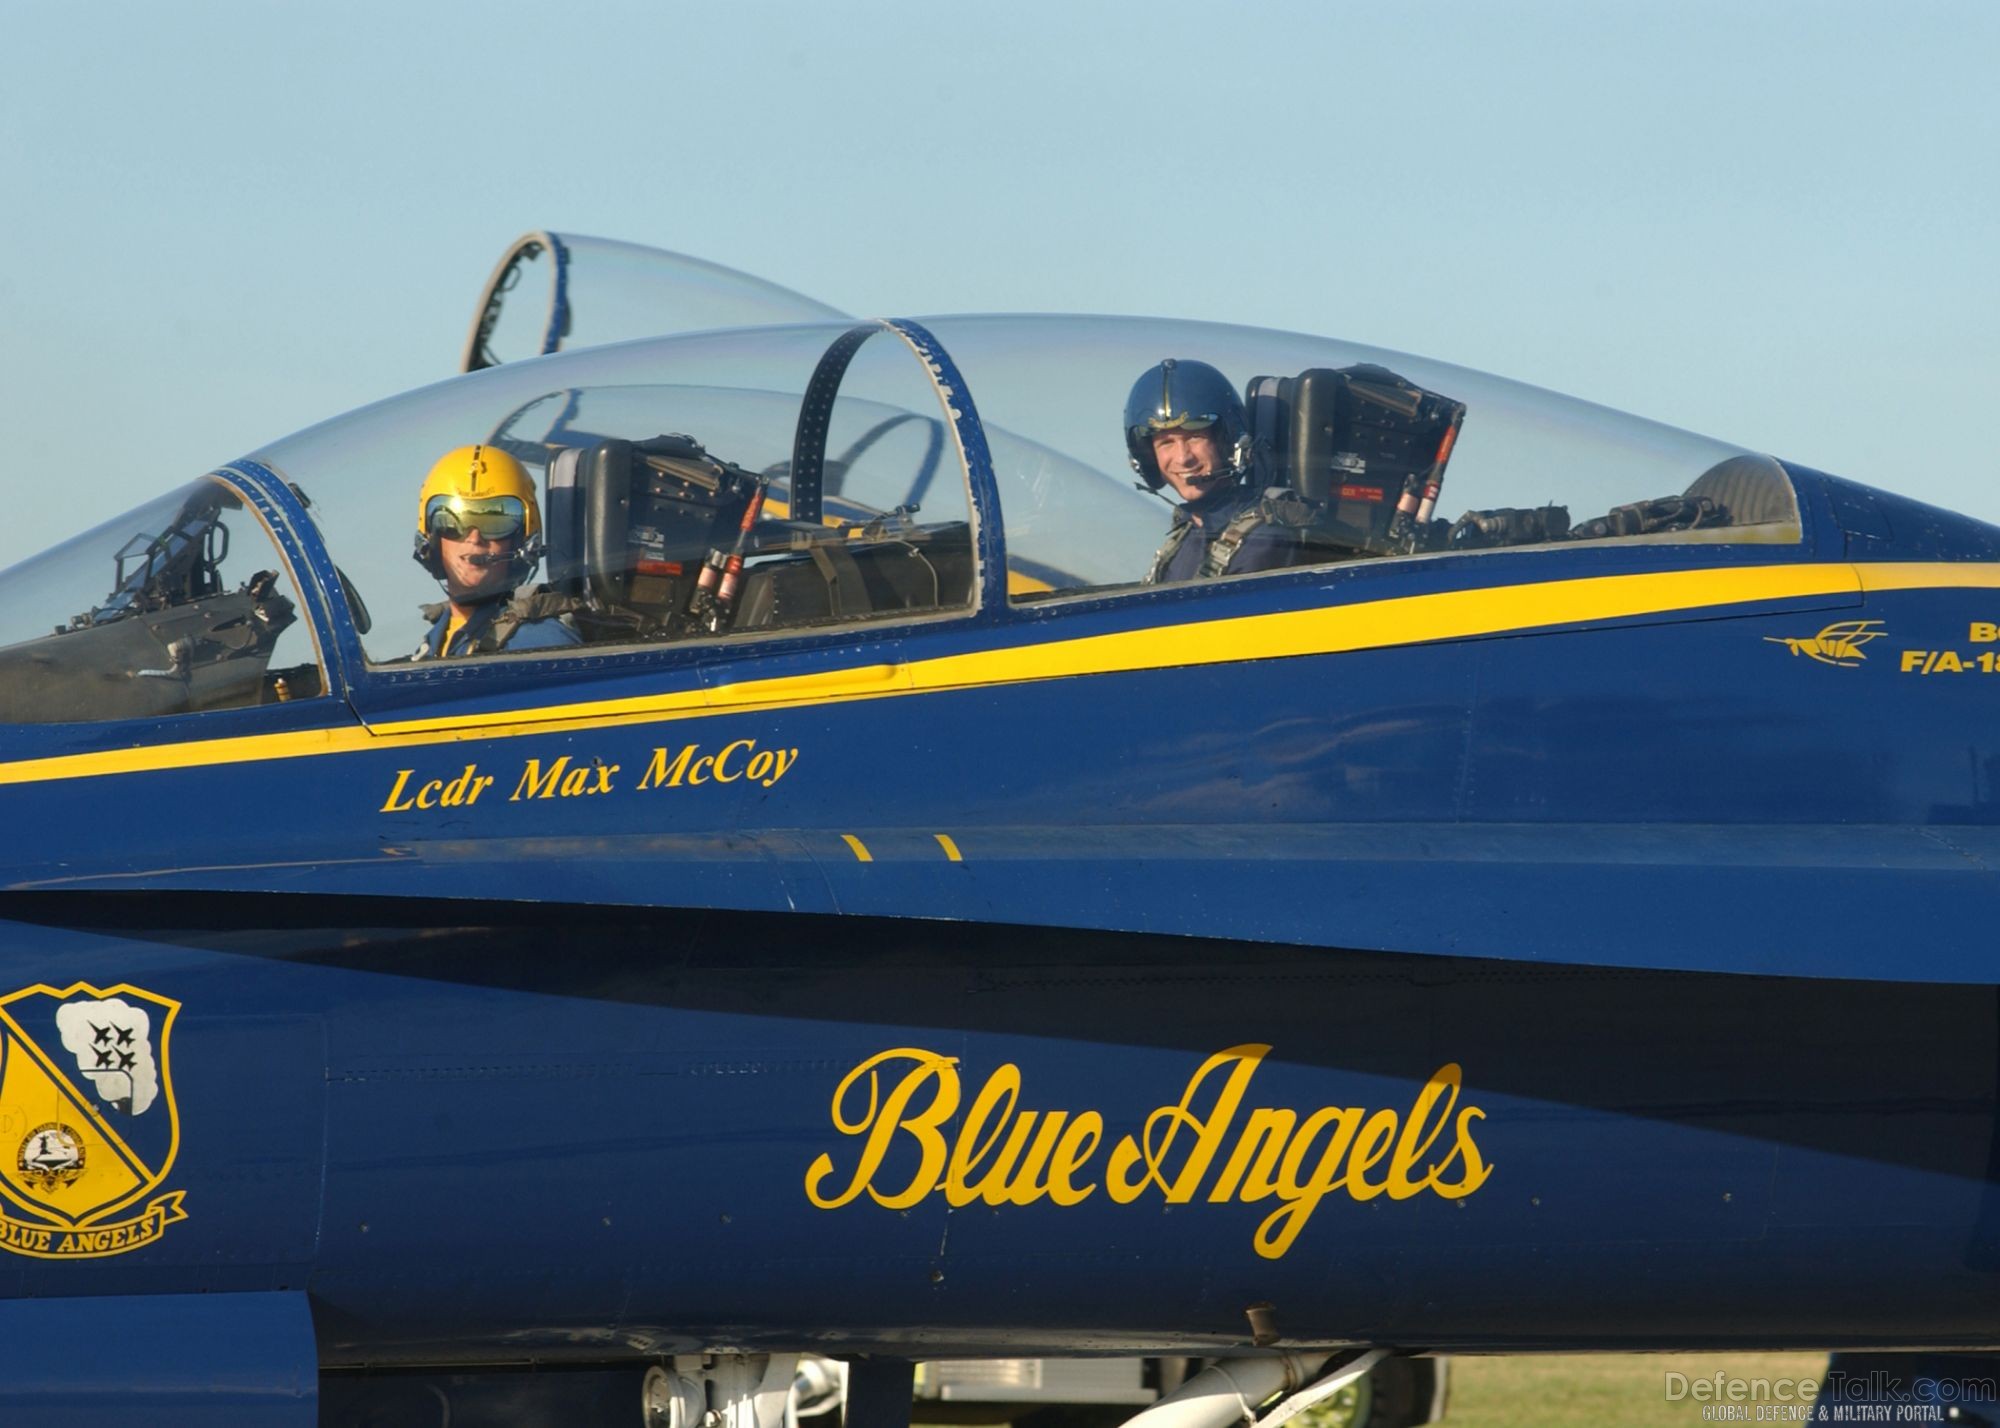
[
  {"left": 1146, "top": 488, "right": 1320, "bottom": 583},
  {"left": 413, "top": 588, "right": 586, "bottom": 659}
]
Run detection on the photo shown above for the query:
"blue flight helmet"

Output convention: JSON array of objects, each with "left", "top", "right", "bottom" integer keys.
[{"left": 1124, "top": 358, "right": 1252, "bottom": 492}]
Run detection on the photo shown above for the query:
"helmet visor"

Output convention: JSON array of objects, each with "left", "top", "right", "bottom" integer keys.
[
  {"left": 426, "top": 494, "right": 526, "bottom": 541},
  {"left": 1142, "top": 412, "right": 1218, "bottom": 435}
]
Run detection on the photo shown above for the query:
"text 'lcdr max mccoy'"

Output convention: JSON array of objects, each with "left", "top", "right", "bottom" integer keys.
[{"left": 804, "top": 1044, "right": 1494, "bottom": 1260}]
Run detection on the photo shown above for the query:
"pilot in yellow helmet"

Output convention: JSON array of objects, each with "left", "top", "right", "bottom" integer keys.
[{"left": 410, "top": 445, "right": 582, "bottom": 658}]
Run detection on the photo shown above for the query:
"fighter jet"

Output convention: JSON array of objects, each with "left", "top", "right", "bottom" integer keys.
[{"left": 0, "top": 233, "right": 1994, "bottom": 1426}]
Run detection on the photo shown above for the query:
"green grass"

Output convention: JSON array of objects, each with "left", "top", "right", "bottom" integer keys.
[{"left": 1445, "top": 1353, "right": 1831, "bottom": 1428}]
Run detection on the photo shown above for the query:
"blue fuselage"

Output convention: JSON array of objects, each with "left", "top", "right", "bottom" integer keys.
[{"left": 4, "top": 457, "right": 2000, "bottom": 1362}]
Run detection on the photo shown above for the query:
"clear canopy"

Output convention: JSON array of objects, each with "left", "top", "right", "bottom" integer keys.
[
  {"left": 0, "top": 312, "right": 1796, "bottom": 702},
  {"left": 252, "top": 312, "right": 1794, "bottom": 662}
]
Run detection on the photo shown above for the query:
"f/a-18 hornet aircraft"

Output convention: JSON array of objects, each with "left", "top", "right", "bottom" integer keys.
[{"left": 0, "top": 232, "right": 1995, "bottom": 1427}]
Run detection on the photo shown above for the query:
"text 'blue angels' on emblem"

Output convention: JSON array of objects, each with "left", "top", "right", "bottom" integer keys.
[{"left": 0, "top": 982, "right": 185, "bottom": 1259}]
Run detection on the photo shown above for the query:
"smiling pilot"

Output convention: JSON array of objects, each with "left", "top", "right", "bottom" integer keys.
[
  {"left": 410, "top": 445, "right": 583, "bottom": 659},
  {"left": 1127, "top": 358, "right": 1301, "bottom": 584}
]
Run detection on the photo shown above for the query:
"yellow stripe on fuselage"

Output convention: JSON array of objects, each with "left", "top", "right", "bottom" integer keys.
[
  {"left": 1, "top": 561, "right": 1991, "bottom": 789},
  {"left": 1851, "top": 562, "right": 2000, "bottom": 593}
]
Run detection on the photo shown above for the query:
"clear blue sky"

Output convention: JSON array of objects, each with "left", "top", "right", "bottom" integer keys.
[{"left": 1, "top": 0, "right": 1993, "bottom": 566}]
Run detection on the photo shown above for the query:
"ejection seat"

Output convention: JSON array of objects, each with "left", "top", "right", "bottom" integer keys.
[
  {"left": 1244, "top": 367, "right": 1800, "bottom": 553},
  {"left": 543, "top": 436, "right": 973, "bottom": 640},
  {"left": 1245, "top": 364, "right": 1467, "bottom": 561}
]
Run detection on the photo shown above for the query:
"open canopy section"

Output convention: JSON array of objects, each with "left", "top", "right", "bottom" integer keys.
[
  {"left": 261, "top": 319, "right": 977, "bottom": 664},
  {"left": 460, "top": 232, "right": 848, "bottom": 373}
]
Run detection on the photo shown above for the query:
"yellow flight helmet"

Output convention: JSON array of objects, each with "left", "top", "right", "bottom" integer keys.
[{"left": 412, "top": 444, "right": 543, "bottom": 581}]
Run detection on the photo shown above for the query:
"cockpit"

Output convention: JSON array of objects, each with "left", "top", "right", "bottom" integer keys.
[{"left": 0, "top": 311, "right": 1803, "bottom": 724}]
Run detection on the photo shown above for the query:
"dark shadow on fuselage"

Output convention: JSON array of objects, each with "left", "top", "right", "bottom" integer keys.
[{"left": 2, "top": 889, "right": 1992, "bottom": 1203}]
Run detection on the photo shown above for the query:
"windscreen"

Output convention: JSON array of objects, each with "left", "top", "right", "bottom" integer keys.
[{"left": 0, "top": 477, "right": 322, "bottom": 722}]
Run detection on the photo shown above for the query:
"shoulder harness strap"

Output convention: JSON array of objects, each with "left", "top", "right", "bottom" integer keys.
[
  {"left": 479, "top": 588, "right": 586, "bottom": 653},
  {"left": 411, "top": 601, "right": 449, "bottom": 661},
  {"left": 1198, "top": 490, "right": 1312, "bottom": 579},
  {"left": 484, "top": 588, "right": 584, "bottom": 648},
  {"left": 1146, "top": 512, "right": 1197, "bottom": 585}
]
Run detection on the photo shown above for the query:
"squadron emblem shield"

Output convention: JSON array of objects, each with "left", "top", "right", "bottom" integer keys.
[{"left": 0, "top": 983, "right": 185, "bottom": 1258}]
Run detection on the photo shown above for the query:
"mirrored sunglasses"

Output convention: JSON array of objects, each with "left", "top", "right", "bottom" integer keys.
[{"left": 427, "top": 495, "right": 525, "bottom": 541}]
